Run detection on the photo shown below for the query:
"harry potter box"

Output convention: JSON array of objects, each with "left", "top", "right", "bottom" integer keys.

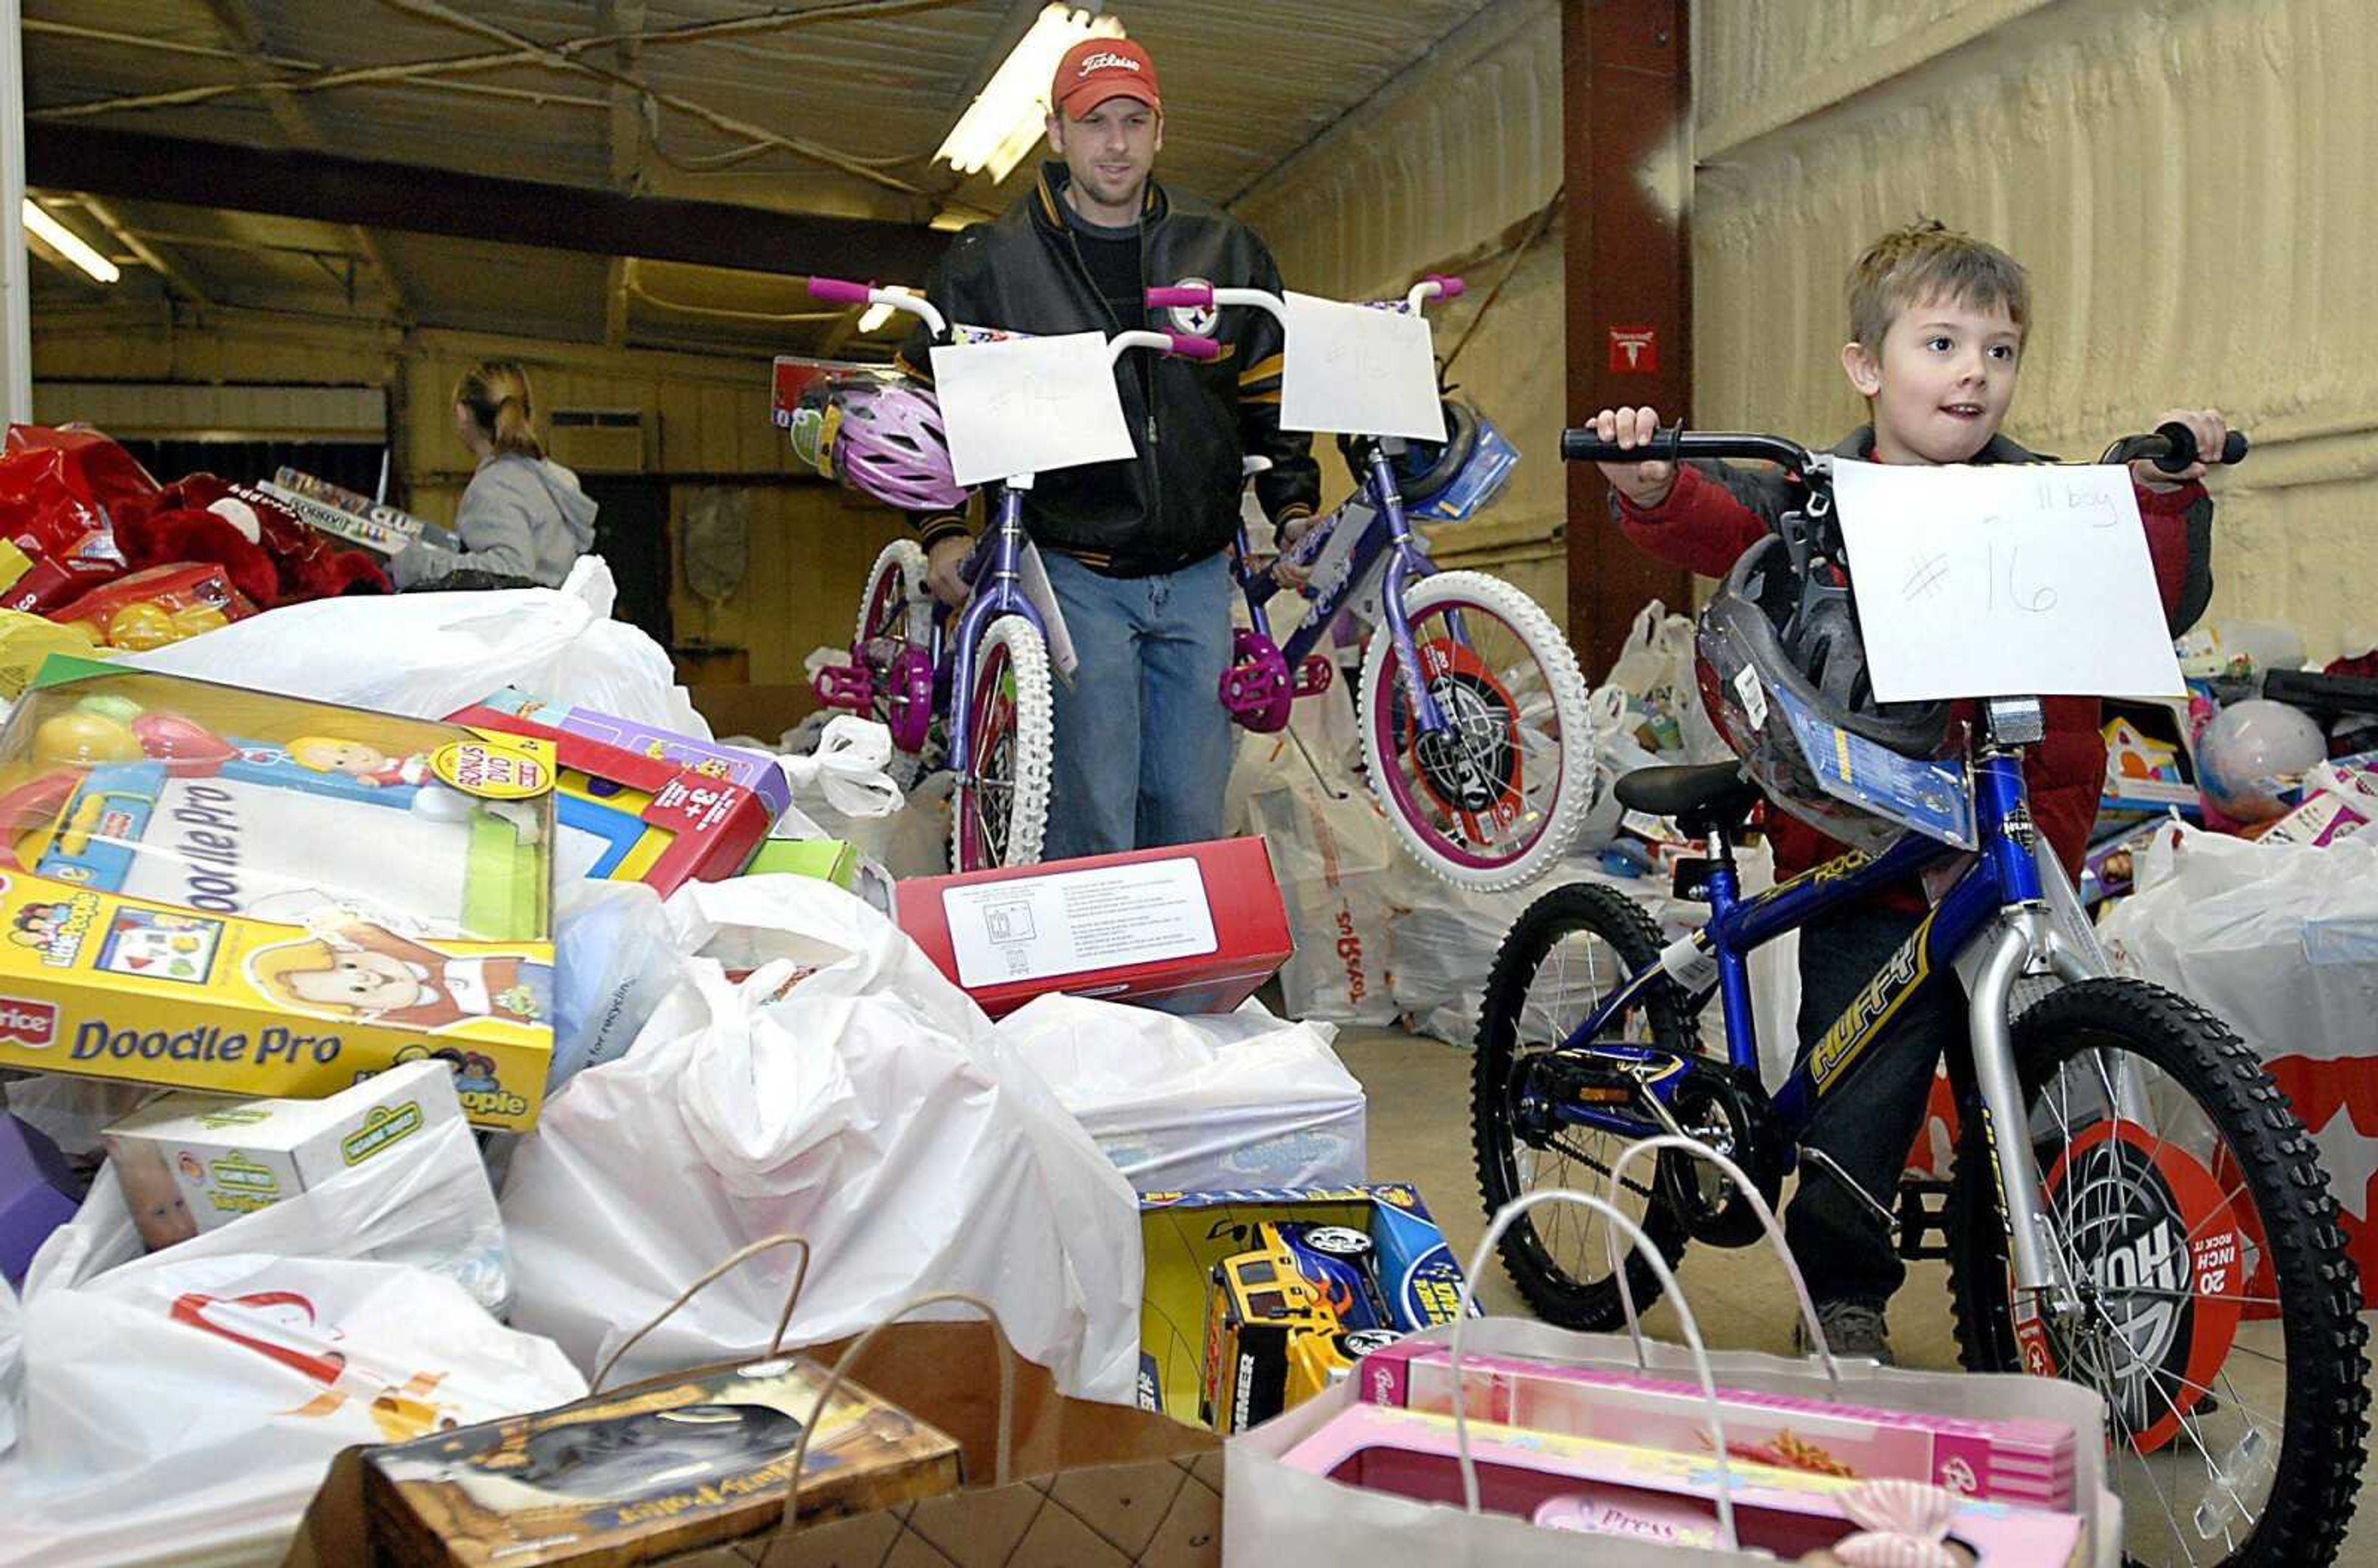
[
  {"left": 355, "top": 1352, "right": 962, "bottom": 1567},
  {"left": 0, "top": 656, "right": 556, "bottom": 1130}
]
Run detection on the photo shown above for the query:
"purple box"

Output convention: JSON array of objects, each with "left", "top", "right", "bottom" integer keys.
[
  {"left": 473, "top": 687, "right": 791, "bottom": 821},
  {"left": 0, "top": 1112, "right": 83, "bottom": 1287}
]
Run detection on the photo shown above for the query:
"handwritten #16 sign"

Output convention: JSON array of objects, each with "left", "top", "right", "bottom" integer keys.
[{"left": 1831, "top": 459, "right": 2186, "bottom": 703}]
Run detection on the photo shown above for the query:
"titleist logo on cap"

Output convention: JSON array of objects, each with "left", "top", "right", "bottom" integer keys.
[{"left": 1077, "top": 51, "right": 1141, "bottom": 76}]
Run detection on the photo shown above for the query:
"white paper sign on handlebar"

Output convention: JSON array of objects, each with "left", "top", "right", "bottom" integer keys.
[
  {"left": 930, "top": 331, "right": 1136, "bottom": 486},
  {"left": 1833, "top": 458, "right": 2187, "bottom": 702},
  {"left": 1279, "top": 290, "right": 1447, "bottom": 442}
]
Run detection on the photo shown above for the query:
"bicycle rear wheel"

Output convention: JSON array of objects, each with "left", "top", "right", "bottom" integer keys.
[
  {"left": 1946, "top": 978, "right": 2369, "bottom": 1568},
  {"left": 1360, "top": 571, "right": 1593, "bottom": 892},
  {"left": 854, "top": 539, "right": 933, "bottom": 754}
]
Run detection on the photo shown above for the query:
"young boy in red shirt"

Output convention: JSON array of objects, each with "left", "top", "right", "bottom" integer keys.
[{"left": 1584, "top": 219, "right": 2228, "bottom": 1362}]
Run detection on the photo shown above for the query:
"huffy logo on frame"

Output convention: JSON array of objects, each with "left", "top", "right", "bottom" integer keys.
[{"left": 0, "top": 996, "right": 59, "bottom": 1048}]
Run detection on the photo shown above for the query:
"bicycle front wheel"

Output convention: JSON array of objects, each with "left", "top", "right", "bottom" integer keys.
[
  {"left": 950, "top": 616, "right": 1052, "bottom": 873},
  {"left": 1359, "top": 570, "right": 1593, "bottom": 891},
  {"left": 1946, "top": 978, "right": 2369, "bottom": 1568}
]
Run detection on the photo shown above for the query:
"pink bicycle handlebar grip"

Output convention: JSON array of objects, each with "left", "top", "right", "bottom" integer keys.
[
  {"left": 808, "top": 276, "right": 875, "bottom": 304},
  {"left": 1167, "top": 334, "right": 1222, "bottom": 361},
  {"left": 1146, "top": 284, "right": 1214, "bottom": 308},
  {"left": 1425, "top": 274, "right": 1467, "bottom": 299}
]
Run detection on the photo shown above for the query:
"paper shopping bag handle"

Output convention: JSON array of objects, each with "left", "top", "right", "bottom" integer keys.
[
  {"left": 591, "top": 1232, "right": 814, "bottom": 1393},
  {"left": 1603, "top": 1133, "right": 1843, "bottom": 1387},
  {"left": 1457, "top": 1190, "right": 1740, "bottom": 1552},
  {"left": 777, "top": 1289, "right": 1019, "bottom": 1541}
]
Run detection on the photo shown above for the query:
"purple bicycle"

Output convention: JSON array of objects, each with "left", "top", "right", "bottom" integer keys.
[
  {"left": 1154, "top": 277, "right": 1594, "bottom": 891},
  {"left": 802, "top": 277, "right": 1218, "bottom": 871}
]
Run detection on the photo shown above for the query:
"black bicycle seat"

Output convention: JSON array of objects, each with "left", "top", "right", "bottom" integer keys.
[{"left": 1613, "top": 763, "right": 1764, "bottom": 837}]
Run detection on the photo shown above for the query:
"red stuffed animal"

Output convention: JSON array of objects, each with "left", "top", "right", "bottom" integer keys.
[{"left": 113, "top": 474, "right": 388, "bottom": 606}]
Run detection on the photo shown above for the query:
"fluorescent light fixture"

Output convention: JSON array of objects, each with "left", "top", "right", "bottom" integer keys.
[
  {"left": 856, "top": 285, "right": 917, "bottom": 334},
  {"left": 936, "top": 4, "right": 1125, "bottom": 185},
  {"left": 21, "top": 200, "right": 120, "bottom": 285}
]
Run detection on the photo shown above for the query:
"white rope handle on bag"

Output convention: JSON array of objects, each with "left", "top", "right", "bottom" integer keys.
[
  {"left": 1456, "top": 1189, "right": 1740, "bottom": 1551},
  {"left": 778, "top": 1288, "right": 1017, "bottom": 1540},
  {"left": 775, "top": 714, "right": 905, "bottom": 818},
  {"left": 1601, "top": 1133, "right": 1843, "bottom": 1388},
  {"left": 591, "top": 1232, "right": 813, "bottom": 1393}
]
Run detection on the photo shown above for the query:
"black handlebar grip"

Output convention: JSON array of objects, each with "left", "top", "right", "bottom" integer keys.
[
  {"left": 1561, "top": 425, "right": 1683, "bottom": 464},
  {"left": 2151, "top": 420, "right": 2252, "bottom": 473}
]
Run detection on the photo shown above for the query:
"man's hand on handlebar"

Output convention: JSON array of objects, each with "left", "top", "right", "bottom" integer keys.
[
  {"left": 2132, "top": 407, "right": 2230, "bottom": 491},
  {"left": 925, "top": 534, "right": 972, "bottom": 608},
  {"left": 1585, "top": 406, "right": 1678, "bottom": 508}
]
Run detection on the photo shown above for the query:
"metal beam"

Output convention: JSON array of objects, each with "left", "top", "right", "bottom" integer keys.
[
  {"left": 74, "top": 196, "right": 216, "bottom": 307},
  {"left": 603, "top": 0, "right": 646, "bottom": 349},
  {"left": 2, "top": 0, "right": 32, "bottom": 420},
  {"left": 1563, "top": 0, "right": 1692, "bottom": 676},
  {"left": 27, "top": 126, "right": 951, "bottom": 282}
]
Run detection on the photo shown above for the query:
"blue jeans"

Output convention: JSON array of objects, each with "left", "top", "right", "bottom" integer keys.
[{"left": 1040, "top": 549, "right": 1235, "bottom": 861}]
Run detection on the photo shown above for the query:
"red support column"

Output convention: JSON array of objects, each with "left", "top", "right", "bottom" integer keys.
[{"left": 1564, "top": 0, "right": 1693, "bottom": 679}]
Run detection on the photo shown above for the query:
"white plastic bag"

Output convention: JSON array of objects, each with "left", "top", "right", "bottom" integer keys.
[
  {"left": 25, "top": 1087, "right": 512, "bottom": 1320},
  {"left": 1248, "top": 779, "right": 1404, "bottom": 1026},
  {"left": 0, "top": 1257, "right": 581, "bottom": 1568},
  {"left": 501, "top": 876, "right": 1143, "bottom": 1403},
  {"left": 1, "top": 1092, "right": 567, "bottom": 1566},
  {"left": 995, "top": 995, "right": 1367, "bottom": 1190},
  {"left": 0, "top": 1276, "right": 19, "bottom": 1458},
  {"left": 124, "top": 557, "right": 702, "bottom": 734},
  {"left": 548, "top": 878, "right": 679, "bottom": 1091},
  {"left": 2100, "top": 825, "right": 2378, "bottom": 1066}
]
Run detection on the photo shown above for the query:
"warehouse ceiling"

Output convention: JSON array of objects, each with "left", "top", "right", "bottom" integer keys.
[{"left": 19, "top": 0, "right": 1503, "bottom": 358}]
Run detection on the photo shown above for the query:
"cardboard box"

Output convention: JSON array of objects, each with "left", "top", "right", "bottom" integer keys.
[
  {"left": 361, "top": 1352, "right": 960, "bottom": 1567},
  {"left": 0, "top": 658, "right": 555, "bottom": 1130},
  {"left": 472, "top": 687, "right": 793, "bottom": 822},
  {"left": 894, "top": 837, "right": 1292, "bottom": 1019},
  {"left": 102, "top": 1059, "right": 463, "bottom": 1250},
  {"left": 0, "top": 1112, "right": 81, "bottom": 1287},
  {"left": 1136, "top": 1183, "right": 1470, "bottom": 1431},
  {"left": 448, "top": 695, "right": 775, "bottom": 899},
  {"left": 261, "top": 468, "right": 432, "bottom": 556},
  {"left": 742, "top": 837, "right": 856, "bottom": 890}
]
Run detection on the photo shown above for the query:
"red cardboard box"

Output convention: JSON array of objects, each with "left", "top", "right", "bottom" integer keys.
[{"left": 894, "top": 837, "right": 1292, "bottom": 1018}]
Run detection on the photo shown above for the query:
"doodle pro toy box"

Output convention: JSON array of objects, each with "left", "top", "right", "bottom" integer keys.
[{"left": 0, "top": 658, "right": 556, "bottom": 1130}]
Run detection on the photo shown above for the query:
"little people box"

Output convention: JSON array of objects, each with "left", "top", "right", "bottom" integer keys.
[{"left": 102, "top": 1059, "right": 464, "bottom": 1250}]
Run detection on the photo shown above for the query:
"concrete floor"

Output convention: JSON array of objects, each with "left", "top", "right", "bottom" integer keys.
[{"left": 1338, "top": 1023, "right": 2378, "bottom": 1566}]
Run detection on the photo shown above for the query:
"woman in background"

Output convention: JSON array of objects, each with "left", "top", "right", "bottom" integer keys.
[{"left": 393, "top": 360, "right": 598, "bottom": 589}]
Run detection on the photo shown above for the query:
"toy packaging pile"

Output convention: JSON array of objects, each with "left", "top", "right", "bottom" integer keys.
[{"left": 0, "top": 430, "right": 2145, "bottom": 1566}]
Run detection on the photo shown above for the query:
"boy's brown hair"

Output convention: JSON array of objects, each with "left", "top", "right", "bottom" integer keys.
[{"left": 1846, "top": 218, "right": 2030, "bottom": 350}]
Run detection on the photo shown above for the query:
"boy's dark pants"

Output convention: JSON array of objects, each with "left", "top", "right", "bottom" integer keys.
[{"left": 1784, "top": 902, "right": 1964, "bottom": 1309}]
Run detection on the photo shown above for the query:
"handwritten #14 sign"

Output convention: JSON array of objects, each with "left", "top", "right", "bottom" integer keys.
[
  {"left": 930, "top": 332, "right": 1136, "bottom": 487},
  {"left": 1832, "top": 460, "right": 2187, "bottom": 703}
]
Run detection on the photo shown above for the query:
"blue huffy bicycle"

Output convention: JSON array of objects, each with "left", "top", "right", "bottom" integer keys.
[{"left": 1474, "top": 422, "right": 2366, "bottom": 1568}]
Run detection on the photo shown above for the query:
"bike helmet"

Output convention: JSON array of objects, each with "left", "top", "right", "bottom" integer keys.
[
  {"left": 1695, "top": 532, "right": 1954, "bottom": 851},
  {"left": 1336, "top": 398, "right": 1482, "bottom": 506},
  {"left": 821, "top": 381, "right": 965, "bottom": 512}
]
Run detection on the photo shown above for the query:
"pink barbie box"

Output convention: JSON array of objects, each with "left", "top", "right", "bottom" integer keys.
[
  {"left": 1359, "top": 1339, "right": 2074, "bottom": 1508},
  {"left": 1284, "top": 1403, "right": 2088, "bottom": 1567}
]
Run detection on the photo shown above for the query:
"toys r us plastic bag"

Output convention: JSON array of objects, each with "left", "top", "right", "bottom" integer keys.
[
  {"left": 501, "top": 875, "right": 1142, "bottom": 1403},
  {"left": 0, "top": 1255, "right": 581, "bottom": 1567}
]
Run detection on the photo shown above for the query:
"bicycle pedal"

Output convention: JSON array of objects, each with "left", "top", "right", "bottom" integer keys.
[
  {"left": 1538, "top": 1052, "right": 1654, "bottom": 1108},
  {"left": 1294, "top": 654, "right": 1335, "bottom": 696},
  {"left": 1895, "top": 1177, "right": 1953, "bottom": 1261}
]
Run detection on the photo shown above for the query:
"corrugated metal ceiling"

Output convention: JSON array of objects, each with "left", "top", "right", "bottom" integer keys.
[{"left": 21, "top": 0, "right": 1509, "bottom": 354}]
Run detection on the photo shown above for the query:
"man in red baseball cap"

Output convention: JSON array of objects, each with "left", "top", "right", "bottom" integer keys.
[
  {"left": 894, "top": 34, "right": 1318, "bottom": 862},
  {"left": 1047, "top": 38, "right": 1162, "bottom": 225}
]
